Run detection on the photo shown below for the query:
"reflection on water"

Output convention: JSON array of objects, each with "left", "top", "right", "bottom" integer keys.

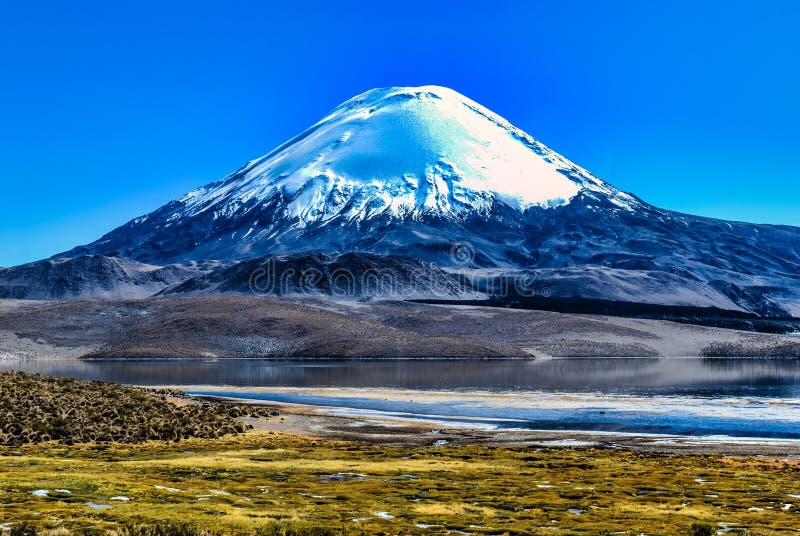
[{"left": 1, "top": 357, "right": 799, "bottom": 397}]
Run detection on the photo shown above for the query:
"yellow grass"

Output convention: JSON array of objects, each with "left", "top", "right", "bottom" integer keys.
[{"left": 0, "top": 431, "right": 797, "bottom": 535}]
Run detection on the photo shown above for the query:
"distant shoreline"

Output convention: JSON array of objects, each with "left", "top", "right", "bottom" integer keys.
[{"left": 1, "top": 296, "right": 799, "bottom": 359}]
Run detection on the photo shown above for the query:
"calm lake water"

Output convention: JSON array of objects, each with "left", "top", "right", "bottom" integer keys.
[
  {"left": 3, "top": 358, "right": 799, "bottom": 439},
  {"left": 3, "top": 357, "right": 800, "bottom": 396}
]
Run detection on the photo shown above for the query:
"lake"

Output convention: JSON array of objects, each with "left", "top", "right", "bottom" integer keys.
[{"left": 3, "top": 358, "right": 799, "bottom": 439}]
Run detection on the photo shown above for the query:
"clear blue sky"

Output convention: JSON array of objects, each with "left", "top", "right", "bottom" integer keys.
[{"left": 1, "top": 0, "right": 798, "bottom": 267}]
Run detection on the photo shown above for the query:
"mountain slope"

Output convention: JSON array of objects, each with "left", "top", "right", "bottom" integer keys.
[
  {"left": 160, "top": 252, "right": 476, "bottom": 300},
  {"left": 56, "top": 85, "right": 800, "bottom": 316},
  {"left": 0, "top": 256, "right": 202, "bottom": 300}
]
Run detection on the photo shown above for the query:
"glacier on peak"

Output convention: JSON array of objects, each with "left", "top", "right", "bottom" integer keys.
[{"left": 174, "top": 85, "right": 635, "bottom": 224}]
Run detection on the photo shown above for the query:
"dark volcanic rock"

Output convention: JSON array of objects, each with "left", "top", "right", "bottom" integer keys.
[{"left": 161, "top": 252, "right": 475, "bottom": 300}]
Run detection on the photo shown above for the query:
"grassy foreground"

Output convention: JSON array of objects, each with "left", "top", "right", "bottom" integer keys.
[{"left": 1, "top": 431, "right": 798, "bottom": 535}]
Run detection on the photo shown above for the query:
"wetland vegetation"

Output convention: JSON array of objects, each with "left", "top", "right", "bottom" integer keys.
[{"left": 1, "top": 431, "right": 797, "bottom": 535}]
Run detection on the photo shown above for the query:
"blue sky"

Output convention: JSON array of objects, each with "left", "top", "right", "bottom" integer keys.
[{"left": 1, "top": 0, "right": 798, "bottom": 266}]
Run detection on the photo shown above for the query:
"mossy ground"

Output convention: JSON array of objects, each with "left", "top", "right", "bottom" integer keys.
[{"left": 1, "top": 431, "right": 797, "bottom": 535}]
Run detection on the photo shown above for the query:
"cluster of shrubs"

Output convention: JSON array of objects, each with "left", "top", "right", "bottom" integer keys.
[{"left": 0, "top": 371, "right": 277, "bottom": 446}]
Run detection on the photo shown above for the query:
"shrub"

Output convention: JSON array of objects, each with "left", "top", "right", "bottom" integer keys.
[
  {"left": 9, "top": 523, "right": 37, "bottom": 536},
  {"left": 688, "top": 523, "right": 714, "bottom": 536}
]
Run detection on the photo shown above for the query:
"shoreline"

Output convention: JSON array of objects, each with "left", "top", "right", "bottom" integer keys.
[
  {"left": 55, "top": 354, "right": 800, "bottom": 360},
  {"left": 175, "top": 388, "right": 800, "bottom": 457}
]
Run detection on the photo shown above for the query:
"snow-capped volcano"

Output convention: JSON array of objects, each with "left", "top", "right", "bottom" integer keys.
[
  {"left": 175, "top": 85, "right": 635, "bottom": 222},
  {"left": 63, "top": 85, "right": 641, "bottom": 265},
  {"left": 58, "top": 85, "right": 800, "bottom": 317}
]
